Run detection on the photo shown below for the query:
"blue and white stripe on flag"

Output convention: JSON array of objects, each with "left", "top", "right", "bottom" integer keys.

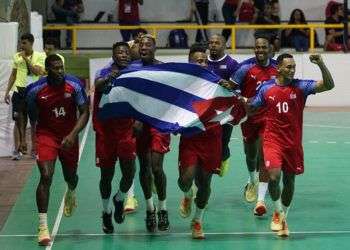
[{"left": 98, "top": 62, "right": 243, "bottom": 135}]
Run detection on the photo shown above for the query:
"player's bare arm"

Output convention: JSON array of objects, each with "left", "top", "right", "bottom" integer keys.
[
  {"left": 62, "top": 103, "right": 90, "bottom": 149},
  {"left": 95, "top": 70, "right": 120, "bottom": 92},
  {"left": 21, "top": 52, "right": 45, "bottom": 76},
  {"left": 4, "top": 68, "right": 17, "bottom": 104},
  {"left": 309, "top": 54, "right": 335, "bottom": 93}
]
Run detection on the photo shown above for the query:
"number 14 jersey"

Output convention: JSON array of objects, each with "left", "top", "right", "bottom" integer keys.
[{"left": 26, "top": 75, "right": 88, "bottom": 138}]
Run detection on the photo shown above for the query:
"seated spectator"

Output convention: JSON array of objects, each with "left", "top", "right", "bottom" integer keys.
[
  {"left": 254, "top": 0, "right": 280, "bottom": 51},
  {"left": 238, "top": 0, "right": 255, "bottom": 23},
  {"left": 324, "top": 3, "right": 350, "bottom": 51},
  {"left": 116, "top": 0, "right": 143, "bottom": 42},
  {"left": 283, "top": 9, "right": 309, "bottom": 52}
]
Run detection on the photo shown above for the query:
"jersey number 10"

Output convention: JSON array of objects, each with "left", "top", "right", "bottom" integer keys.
[
  {"left": 52, "top": 107, "right": 66, "bottom": 118},
  {"left": 276, "top": 102, "right": 289, "bottom": 113}
]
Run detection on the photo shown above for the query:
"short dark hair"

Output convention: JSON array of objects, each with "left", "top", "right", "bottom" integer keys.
[
  {"left": 133, "top": 28, "right": 147, "bottom": 38},
  {"left": 45, "top": 54, "right": 62, "bottom": 69},
  {"left": 20, "top": 33, "right": 34, "bottom": 43},
  {"left": 330, "top": 3, "right": 342, "bottom": 15},
  {"left": 112, "top": 42, "right": 130, "bottom": 51},
  {"left": 188, "top": 42, "right": 207, "bottom": 61},
  {"left": 44, "top": 37, "right": 58, "bottom": 47},
  {"left": 277, "top": 53, "right": 293, "bottom": 65},
  {"left": 255, "top": 33, "right": 272, "bottom": 44}
]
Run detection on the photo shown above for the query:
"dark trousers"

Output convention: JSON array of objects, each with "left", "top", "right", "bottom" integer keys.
[
  {"left": 195, "top": 2, "right": 209, "bottom": 43},
  {"left": 221, "top": 2, "right": 237, "bottom": 41}
]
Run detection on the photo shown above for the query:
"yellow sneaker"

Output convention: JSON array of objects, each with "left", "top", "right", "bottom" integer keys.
[
  {"left": 191, "top": 220, "right": 205, "bottom": 239},
  {"left": 244, "top": 182, "right": 258, "bottom": 203},
  {"left": 38, "top": 226, "right": 51, "bottom": 246},
  {"left": 124, "top": 196, "right": 138, "bottom": 214},
  {"left": 277, "top": 215, "right": 290, "bottom": 238},
  {"left": 254, "top": 200, "right": 267, "bottom": 216},
  {"left": 270, "top": 211, "right": 283, "bottom": 231},
  {"left": 63, "top": 189, "right": 77, "bottom": 217},
  {"left": 179, "top": 197, "right": 193, "bottom": 218},
  {"left": 218, "top": 159, "right": 230, "bottom": 177}
]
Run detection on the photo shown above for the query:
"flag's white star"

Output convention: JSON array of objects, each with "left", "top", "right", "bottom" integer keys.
[{"left": 209, "top": 105, "right": 234, "bottom": 125}]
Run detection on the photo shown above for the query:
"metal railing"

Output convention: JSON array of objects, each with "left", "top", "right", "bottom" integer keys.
[{"left": 43, "top": 23, "right": 344, "bottom": 55}]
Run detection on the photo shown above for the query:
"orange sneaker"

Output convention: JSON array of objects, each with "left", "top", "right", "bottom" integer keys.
[
  {"left": 254, "top": 201, "right": 267, "bottom": 216},
  {"left": 179, "top": 197, "right": 192, "bottom": 218},
  {"left": 191, "top": 220, "right": 205, "bottom": 239},
  {"left": 270, "top": 211, "right": 283, "bottom": 231},
  {"left": 38, "top": 226, "right": 51, "bottom": 246},
  {"left": 277, "top": 215, "right": 290, "bottom": 237}
]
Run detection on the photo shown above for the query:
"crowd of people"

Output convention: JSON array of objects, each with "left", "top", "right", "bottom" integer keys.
[{"left": 4, "top": 30, "right": 334, "bottom": 246}]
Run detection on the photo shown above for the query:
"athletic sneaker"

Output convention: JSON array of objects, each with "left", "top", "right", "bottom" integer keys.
[
  {"left": 254, "top": 200, "right": 267, "bottom": 216},
  {"left": 191, "top": 219, "right": 205, "bottom": 239},
  {"left": 179, "top": 197, "right": 193, "bottom": 218},
  {"left": 218, "top": 158, "right": 230, "bottom": 177},
  {"left": 270, "top": 211, "right": 283, "bottom": 231},
  {"left": 102, "top": 212, "right": 114, "bottom": 234},
  {"left": 145, "top": 209, "right": 157, "bottom": 232},
  {"left": 11, "top": 150, "right": 22, "bottom": 161},
  {"left": 112, "top": 195, "right": 125, "bottom": 224},
  {"left": 157, "top": 210, "right": 170, "bottom": 231},
  {"left": 63, "top": 189, "right": 77, "bottom": 217},
  {"left": 277, "top": 215, "right": 290, "bottom": 237},
  {"left": 38, "top": 226, "right": 51, "bottom": 246},
  {"left": 244, "top": 182, "right": 258, "bottom": 203},
  {"left": 124, "top": 196, "right": 138, "bottom": 214}
]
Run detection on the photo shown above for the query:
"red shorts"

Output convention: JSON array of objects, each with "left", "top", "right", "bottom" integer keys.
[
  {"left": 36, "top": 133, "right": 79, "bottom": 171},
  {"left": 136, "top": 124, "right": 170, "bottom": 154},
  {"left": 179, "top": 131, "right": 222, "bottom": 173},
  {"left": 263, "top": 141, "right": 304, "bottom": 175},
  {"left": 240, "top": 118, "right": 265, "bottom": 144},
  {"left": 95, "top": 127, "right": 136, "bottom": 168}
]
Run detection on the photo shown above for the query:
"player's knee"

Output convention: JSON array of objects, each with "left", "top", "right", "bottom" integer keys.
[
  {"left": 40, "top": 173, "right": 53, "bottom": 186},
  {"left": 177, "top": 176, "right": 191, "bottom": 191},
  {"left": 152, "top": 165, "right": 164, "bottom": 178}
]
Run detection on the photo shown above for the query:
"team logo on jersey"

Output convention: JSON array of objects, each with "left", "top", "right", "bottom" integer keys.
[
  {"left": 64, "top": 92, "right": 72, "bottom": 98},
  {"left": 268, "top": 96, "right": 275, "bottom": 101},
  {"left": 219, "top": 65, "right": 227, "bottom": 69},
  {"left": 290, "top": 93, "right": 297, "bottom": 99}
]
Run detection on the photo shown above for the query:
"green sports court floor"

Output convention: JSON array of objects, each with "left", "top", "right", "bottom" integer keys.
[{"left": 1, "top": 110, "right": 349, "bottom": 250}]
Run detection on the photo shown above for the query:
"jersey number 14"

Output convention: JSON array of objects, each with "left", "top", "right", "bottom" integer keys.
[{"left": 52, "top": 107, "right": 66, "bottom": 118}]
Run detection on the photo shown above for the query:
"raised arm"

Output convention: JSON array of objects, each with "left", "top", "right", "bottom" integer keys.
[{"left": 309, "top": 54, "right": 335, "bottom": 93}]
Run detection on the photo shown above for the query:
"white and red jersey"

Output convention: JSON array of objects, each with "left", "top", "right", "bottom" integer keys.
[{"left": 251, "top": 79, "right": 317, "bottom": 147}]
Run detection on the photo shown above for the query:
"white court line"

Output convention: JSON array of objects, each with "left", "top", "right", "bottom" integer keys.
[
  {"left": 326, "top": 141, "right": 337, "bottom": 144},
  {"left": 308, "top": 140, "right": 319, "bottom": 143},
  {"left": 304, "top": 124, "right": 350, "bottom": 129},
  {"left": 47, "top": 118, "right": 91, "bottom": 250},
  {"left": 345, "top": 142, "right": 350, "bottom": 144},
  {"left": 2, "top": 230, "right": 350, "bottom": 237}
]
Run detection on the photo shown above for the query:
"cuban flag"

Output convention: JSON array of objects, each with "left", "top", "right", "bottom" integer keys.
[{"left": 98, "top": 62, "right": 246, "bottom": 135}]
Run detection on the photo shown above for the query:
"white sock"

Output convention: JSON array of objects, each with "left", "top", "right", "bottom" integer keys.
[
  {"left": 102, "top": 198, "right": 111, "bottom": 213},
  {"left": 38, "top": 213, "right": 48, "bottom": 228},
  {"left": 248, "top": 171, "right": 256, "bottom": 184},
  {"left": 282, "top": 204, "right": 290, "bottom": 218},
  {"left": 193, "top": 206, "right": 204, "bottom": 222},
  {"left": 115, "top": 190, "right": 126, "bottom": 202},
  {"left": 184, "top": 188, "right": 193, "bottom": 199},
  {"left": 274, "top": 198, "right": 283, "bottom": 213},
  {"left": 255, "top": 171, "right": 259, "bottom": 182},
  {"left": 158, "top": 199, "right": 167, "bottom": 211},
  {"left": 146, "top": 197, "right": 155, "bottom": 211},
  {"left": 127, "top": 182, "right": 135, "bottom": 198},
  {"left": 257, "top": 182, "right": 268, "bottom": 202}
]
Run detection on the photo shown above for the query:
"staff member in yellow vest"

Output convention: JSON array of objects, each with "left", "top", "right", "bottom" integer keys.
[{"left": 4, "top": 33, "right": 46, "bottom": 159}]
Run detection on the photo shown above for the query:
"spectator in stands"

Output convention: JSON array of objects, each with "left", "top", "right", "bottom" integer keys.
[
  {"left": 238, "top": 0, "right": 255, "bottom": 23},
  {"left": 221, "top": 0, "right": 242, "bottom": 41},
  {"left": 3, "top": 33, "right": 46, "bottom": 160},
  {"left": 193, "top": 0, "right": 209, "bottom": 43},
  {"left": 253, "top": 0, "right": 280, "bottom": 51},
  {"left": 116, "top": 0, "right": 143, "bottom": 42},
  {"left": 51, "top": 0, "right": 84, "bottom": 48},
  {"left": 325, "top": 2, "right": 350, "bottom": 51},
  {"left": 283, "top": 9, "right": 309, "bottom": 52}
]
